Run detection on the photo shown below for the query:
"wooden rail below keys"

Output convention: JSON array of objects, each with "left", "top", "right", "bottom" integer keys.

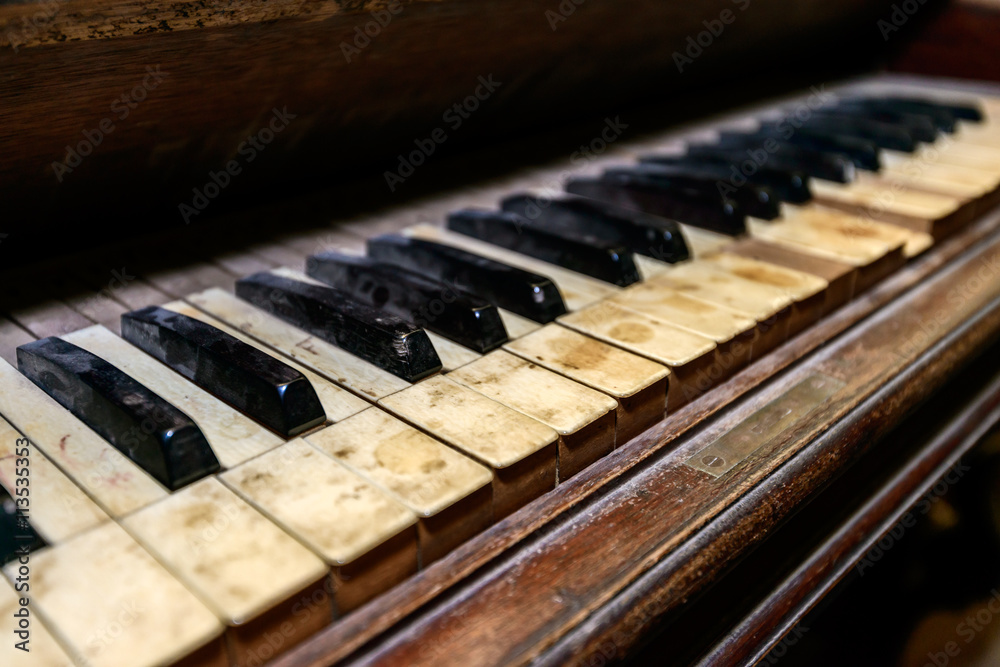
[{"left": 271, "top": 196, "right": 1000, "bottom": 667}]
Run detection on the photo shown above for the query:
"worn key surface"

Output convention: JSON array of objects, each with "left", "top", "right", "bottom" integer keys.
[
  {"left": 378, "top": 375, "right": 559, "bottom": 520},
  {"left": 504, "top": 324, "right": 670, "bottom": 445},
  {"left": 123, "top": 477, "right": 331, "bottom": 667},
  {"left": 122, "top": 305, "right": 327, "bottom": 437},
  {"left": 307, "top": 408, "right": 494, "bottom": 565},
  {"left": 558, "top": 301, "right": 721, "bottom": 409},
  {"left": 448, "top": 350, "right": 618, "bottom": 481},
  {"left": 62, "top": 326, "right": 284, "bottom": 470},
  {"left": 236, "top": 271, "right": 442, "bottom": 383},
  {"left": 722, "top": 237, "right": 858, "bottom": 314},
  {"left": 9, "top": 521, "right": 227, "bottom": 667},
  {"left": 221, "top": 439, "right": 419, "bottom": 614},
  {"left": 0, "top": 577, "right": 76, "bottom": 666}
]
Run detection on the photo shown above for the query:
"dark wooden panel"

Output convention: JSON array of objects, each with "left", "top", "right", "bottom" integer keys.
[{"left": 0, "top": 0, "right": 882, "bottom": 251}]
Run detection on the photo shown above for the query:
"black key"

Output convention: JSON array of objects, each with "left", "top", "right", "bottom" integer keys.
[
  {"left": 729, "top": 128, "right": 881, "bottom": 171},
  {"left": 765, "top": 115, "right": 918, "bottom": 153},
  {"left": 0, "top": 485, "right": 45, "bottom": 566},
  {"left": 638, "top": 154, "right": 812, "bottom": 204},
  {"left": 601, "top": 165, "right": 782, "bottom": 221},
  {"left": 825, "top": 104, "right": 940, "bottom": 142},
  {"left": 687, "top": 140, "right": 855, "bottom": 184},
  {"left": 306, "top": 252, "right": 508, "bottom": 353},
  {"left": 500, "top": 193, "right": 690, "bottom": 263},
  {"left": 878, "top": 96, "right": 983, "bottom": 122},
  {"left": 366, "top": 235, "right": 567, "bottom": 323},
  {"left": 121, "top": 306, "right": 326, "bottom": 437},
  {"left": 566, "top": 174, "right": 746, "bottom": 236},
  {"left": 838, "top": 97, "right": 959, "bottom": 133},
  {"left": 447, "top": 209, "right": 641, "bottom": 287},
  {"left": 236, "top": 272, "right": 442, "bottom": 382},
  {"left": 809, "top": 110, "right": 935, "bottom": 145},
  {"left": 16, "top": 337, "right": 220, "bottom": 490}
]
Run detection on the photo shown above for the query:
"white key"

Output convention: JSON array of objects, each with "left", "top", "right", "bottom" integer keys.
[
  {"left": 0, "top": 358, "right": 166, "bottom": 518},
  {"left": 221, "top": 439, "right": 418, "bottom": 613},
  {"left": 123, "top": 478, "right": 331, "bottom": 666},
  {"left": 8, "top": 522, "right": 226, "bottom": 667},
  {"left": 307, "top": 408, "right": 494, "bottom": 563},
  {"left": 379, "top": 376, "right": 558, "bottom": 520},
  {"left": 0, "top": 416, "right": 108, "bottom": 544}
]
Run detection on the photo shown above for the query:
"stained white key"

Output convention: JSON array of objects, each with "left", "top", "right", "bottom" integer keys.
[
  {"left": 307, "top": 408, "right": 494, "bottom": 564},
  {"left": 378, "top": 375, "right": 559, "bottom": 519},
  {"left": 504, "top": 324, "right": 670, "bottom": 445},
  {"left": 123, "top": 478, "right": 330, "bottom": 666},
  {"left": 0, "top": 416, "right": 108, "bottom": 544},
  {"left": 8, "top": 522, "right": 227, "bottom": 667},
  {"left": 0, "top": 577, "right": 76, "bottom": 666},
  {"left": 448, "top": 350, "right": 618, "bottom": 480},
  {"left": 221, "top": 439, "right": 418, "bottom": 614}
]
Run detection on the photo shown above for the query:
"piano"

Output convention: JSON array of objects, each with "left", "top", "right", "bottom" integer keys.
[{"left": 2, "top": 1, "right": 1000, "bottom": 665}]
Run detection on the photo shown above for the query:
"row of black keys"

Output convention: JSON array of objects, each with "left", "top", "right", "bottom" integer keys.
[{"left": 4, "top": 95, "right": 983, "bottom": 556}]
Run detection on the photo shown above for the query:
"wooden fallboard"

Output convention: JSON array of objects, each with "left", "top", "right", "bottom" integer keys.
[{"left": 267, "top": 188, "right": 1000, "bottom": 663}]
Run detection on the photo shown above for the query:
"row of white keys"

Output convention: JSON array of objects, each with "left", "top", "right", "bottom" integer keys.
[{"left": 171, "top": 298, "right": 559, "bottom": 518}]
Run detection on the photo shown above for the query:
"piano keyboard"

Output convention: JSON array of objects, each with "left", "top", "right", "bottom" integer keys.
[{"left": 3, "top": 79, "right": 1000, "bottom": 667}]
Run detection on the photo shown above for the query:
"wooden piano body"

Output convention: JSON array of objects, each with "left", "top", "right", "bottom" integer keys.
[{"left": 2, "top": 1, "right": 1000, "bottom": 666}]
